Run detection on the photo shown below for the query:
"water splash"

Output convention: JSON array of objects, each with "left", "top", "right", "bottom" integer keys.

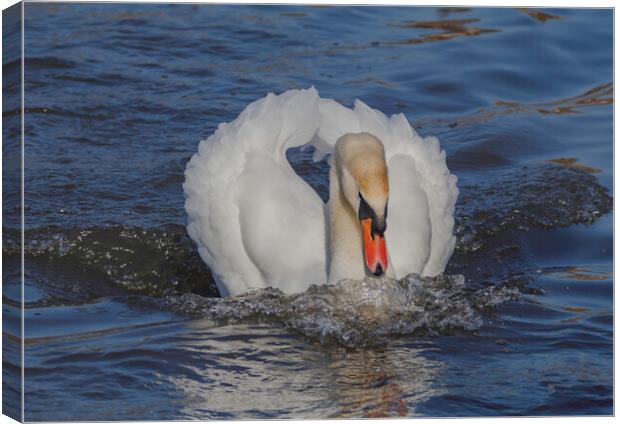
[{"left": 148, "top": 274, "right": 522, "bottom": 348}]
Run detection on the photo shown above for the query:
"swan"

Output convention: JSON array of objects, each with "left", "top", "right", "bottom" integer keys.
[{"left": 184, "top": 88, "right": 458, "bottom": 296}]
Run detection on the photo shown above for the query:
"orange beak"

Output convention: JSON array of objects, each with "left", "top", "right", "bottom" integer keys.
[{"left": 361, "top": 218, "right": 388, "bottom": 276}]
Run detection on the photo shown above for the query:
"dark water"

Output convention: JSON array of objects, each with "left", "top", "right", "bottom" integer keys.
[{"left": 2, "top": 4, "right": 613, "bottom": 420}]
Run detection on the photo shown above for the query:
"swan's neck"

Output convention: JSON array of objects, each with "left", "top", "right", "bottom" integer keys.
[{"left": 327, "top": 165, "right": 365, "bottom": 283}]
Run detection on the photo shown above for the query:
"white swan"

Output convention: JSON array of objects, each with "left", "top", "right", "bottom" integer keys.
[{"left": 184, "top": 88, "right": 458, "bottom": 296}]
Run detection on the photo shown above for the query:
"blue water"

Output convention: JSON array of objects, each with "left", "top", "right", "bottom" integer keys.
[{"left": 2, "top": 4, "right": 613, "bottom": 419}]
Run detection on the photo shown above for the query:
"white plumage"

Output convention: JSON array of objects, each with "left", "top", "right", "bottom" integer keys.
[{"left": 184, "top": 88, "right": 458, "bottom": 296}]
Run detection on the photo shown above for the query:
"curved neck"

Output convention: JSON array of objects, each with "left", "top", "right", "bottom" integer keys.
[{"left": 327, "top": 165, "right": 365, "bottom": 283}]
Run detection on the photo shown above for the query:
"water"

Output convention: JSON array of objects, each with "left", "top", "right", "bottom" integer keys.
[{"left": 2, "top": 4, "right": 613, "bottom": 419}]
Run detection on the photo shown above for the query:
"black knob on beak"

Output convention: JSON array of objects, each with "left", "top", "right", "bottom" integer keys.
[{"left": 372, "top": 218, "right": 386, "bottom": 236}]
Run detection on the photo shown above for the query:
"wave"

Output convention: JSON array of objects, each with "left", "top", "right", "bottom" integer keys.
[
  {"left": 3, "top": 162, "right": 611, "bottom": 301},
  {"left": 4, "top": 224, "right": 217, "bottom": 298},
  {"left": 453, "top": 163, "right": 612, "bottom": 254}
]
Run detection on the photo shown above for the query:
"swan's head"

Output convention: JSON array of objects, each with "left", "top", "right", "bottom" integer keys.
[{"left": 334, "top": 133, "right": 389, "bottom": 277}]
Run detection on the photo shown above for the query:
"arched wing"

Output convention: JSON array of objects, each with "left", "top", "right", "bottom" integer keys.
[{"left": 184, "top": 88, "right": 326, "bottom": 296}]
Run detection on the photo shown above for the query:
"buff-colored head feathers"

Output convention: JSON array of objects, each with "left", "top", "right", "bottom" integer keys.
[{"left": 334, "top": 132, "right": 389, "bottom": 215}]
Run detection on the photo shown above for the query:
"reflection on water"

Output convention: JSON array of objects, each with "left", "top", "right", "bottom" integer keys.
[
  {"left": 497, "top": 82, "right": 613, "bottom": 116},
  {"left": 546, "top": 158, "right": 601, "bottom": 174},
  {"left": 168, "top": 321, "right": 442, "bottom": 419},
  {"left": 169, "top": 324, "right": 337, "bottom": 419},
  {"left": 388, "top": 18, "right": 499, "bottom": 45},
  {"left": 545, "top": 265, "right": 612, "bottom": 282},
  {"left": 429, "top": 82, "right": 613, "bottom": 129},
  {"left": 437, "top": 7, "right": 471, "bottom": 17},
  {"left": 517, "top": 8, "right": 564, "bottom": 23},
  {"left": 328, "top": 346, "right": 442, "bottom": 418}
]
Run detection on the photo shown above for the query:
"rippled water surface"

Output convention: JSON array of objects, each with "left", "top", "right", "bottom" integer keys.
[{"left": 2, "top": 4, "right": 613, "bottom": 420}]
